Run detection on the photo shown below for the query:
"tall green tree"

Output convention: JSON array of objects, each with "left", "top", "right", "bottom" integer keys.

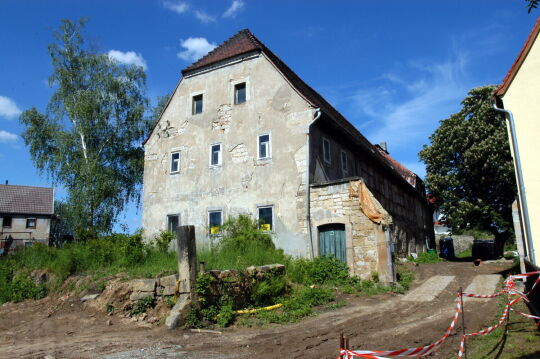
[
  {"left": 526, "top": 0, "right": 539, "bottom": 13},
  {"left": 20, "top": 19, "right": 148, "bottom": 237},
  {"left": 419, "top": 86, "right": 516, "bottom": 238}
]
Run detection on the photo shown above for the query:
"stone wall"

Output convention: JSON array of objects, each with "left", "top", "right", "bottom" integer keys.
[{"left": 310, "top": 180, "right": 392, "bottom": 281}]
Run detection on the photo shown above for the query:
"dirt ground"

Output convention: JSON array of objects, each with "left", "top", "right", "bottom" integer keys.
[{"left": 1, "top": 260, "right": 537, "bottom": 359}]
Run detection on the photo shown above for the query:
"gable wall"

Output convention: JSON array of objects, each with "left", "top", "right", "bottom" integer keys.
[{"left": 142, "top": 54, "right": 315, "bottom": 256}]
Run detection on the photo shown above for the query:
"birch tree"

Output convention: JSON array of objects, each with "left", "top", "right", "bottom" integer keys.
[{"left": 19, "top": 19, "right": 149, "bottom": 237}]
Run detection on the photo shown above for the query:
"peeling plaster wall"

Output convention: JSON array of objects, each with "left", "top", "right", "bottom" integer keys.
[
  {"left": 142, "top": 54, "right": 314, "bottom": 257},
  {"left": 310, "top": 181, "right": 392, "bottom": 280}
]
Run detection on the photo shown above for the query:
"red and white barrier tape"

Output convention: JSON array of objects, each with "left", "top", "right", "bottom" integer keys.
[
  {"left": 456, "top": 297, "right": 521, "bottom": 359},
  {"left": 338, "top": 270, "right": 540, "bottom": 359},
  {"left": 339, "top": 296, "right": 462, "bottom": 358}
]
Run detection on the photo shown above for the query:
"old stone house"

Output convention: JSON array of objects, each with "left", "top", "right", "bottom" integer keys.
[
  {"left": 0, "top": 184, "right": 54, "bottom": 254},
  {"left": 142, "top": 29, "right": 434, "bottom": 281}
]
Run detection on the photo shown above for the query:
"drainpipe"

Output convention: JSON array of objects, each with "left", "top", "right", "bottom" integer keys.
[
  {"left": 306, "top": 108, "right": 321, "bottom": 259},
  {"left": 493, "top": 101, "right": 535, "bottom": 266}
]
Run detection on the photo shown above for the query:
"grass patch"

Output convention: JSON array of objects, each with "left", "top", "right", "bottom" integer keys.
[
  {"left": 451, "top": 299, "right": 540, "bottom": 359},
  {"left": 0, "top": 231, "right": 177, "bottom": 304},
  {"left": 408, "top": 251, "right": 443, "bottom": 264}
]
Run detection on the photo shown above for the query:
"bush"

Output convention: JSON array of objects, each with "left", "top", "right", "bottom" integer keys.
[
  {"left": 10, "top": 273, "right": 46, "bottom": 302},
  {"left": 198, "top": 215, "right": 288, "bottom": 270},
  {"left": 154, "top": 231, "right": 175, "bottom": 253},
  {"left": 251, "top": 275, "right": 288, "bottom": 306},
  {"left": 217, "top": 303, "right": 235, "bottom": 327},
  {"left": 288, "top": 256, "right": 351, "bottom": 285}
]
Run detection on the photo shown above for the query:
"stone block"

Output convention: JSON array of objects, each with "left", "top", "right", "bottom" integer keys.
[
  {"left": 165, "top": 293, "right": 191, "bottom": 329},
  {"left": 159, "top": 274, "right": 178, "bottom": 296},
  {"left": 81, "top": 293, "right": 99, "bottom": 302},
  {"left": 131, "top": 279, "right": 156, "bottom": 292},
  {"left": 130, "top": 291, "right": 155, "bottom": 301}
]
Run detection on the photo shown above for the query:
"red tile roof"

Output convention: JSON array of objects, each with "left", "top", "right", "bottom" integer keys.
[
  {"left": 182, "top": 29, "right": 261, "bottom": 75},
  {"left": 0, "top": 185, "right": 54, "bottom": 215},
  {"left": 495, "top": 16, "right": 540, "bottom": 97},
  {"left": 375, "top": 145, "right": 418, "bottom": 188}
]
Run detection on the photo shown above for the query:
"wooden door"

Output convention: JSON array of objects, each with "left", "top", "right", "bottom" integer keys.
[{"left": 318, "top": 224, "right": 346, "bottom": 262}]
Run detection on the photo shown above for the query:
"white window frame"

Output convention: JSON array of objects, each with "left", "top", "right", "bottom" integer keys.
[
  {"left": 170, "top": 151, "right": 180, "bottom": 174},
  {"left": 208, "top": 210, "right": 223, "bottom": 236},
  {"left": 341, "top": 150, "right": 348, "bottom": 174},
  {"left": 257, "top": 133, "right": 272, "bottom": 160},
  {"left": 231, "top": 78, "right": 250, "bottom": 105},
  {"left": 257, "top": 205, "right": 274, "bottom": 232},
  {"left": 234, "top": 82, "right": 247, "bottom": 105},
  {"left": 209, "top": 143, "right": 222, "bottom": 167},
  {"left": 190, "top": 92, "right": 204, "bottom": 115},
  {"left": 322, "top": 137, "right": 331, "bottom": 164}
]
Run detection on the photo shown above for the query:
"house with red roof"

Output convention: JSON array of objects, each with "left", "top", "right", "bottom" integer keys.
[
  {"left": 494, "top": 16, "right": 540, "bottom": 270},
  {"left": 142, "top": 29, "right": 433, "bottom": 281},
  {"left": 0, "top": 183, "right": 54, "bottom": 254}
]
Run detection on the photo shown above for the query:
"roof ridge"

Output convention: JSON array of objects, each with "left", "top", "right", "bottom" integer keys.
[
  {"left": 1, "top": 184, "right": 53, "bottom": 190},
  {"left": 496, "top": 15, "right": 540, "bottom": 96},
  {"left": 182, "top": 28, "right": 262, "bottom": 74}
]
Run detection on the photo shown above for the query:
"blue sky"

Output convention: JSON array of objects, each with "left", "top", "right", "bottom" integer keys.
[{"left": 0, "top": 1, "right": 538, "bottom": 232}]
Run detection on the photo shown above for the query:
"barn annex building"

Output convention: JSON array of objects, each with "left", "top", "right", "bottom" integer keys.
[{"left": 142, "top": 29, "right": 434, "bottom": 281}]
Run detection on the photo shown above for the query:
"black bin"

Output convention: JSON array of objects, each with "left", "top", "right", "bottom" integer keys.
[
  {"left": 439, "top": 237, "right": 455, "bottom": 259},
  {"left": 472, "top": 239, "right": 498, "bottom": 260}
]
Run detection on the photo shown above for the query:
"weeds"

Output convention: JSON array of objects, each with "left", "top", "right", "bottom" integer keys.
[
  {"left": 130, "top": 295, "right": 155, "bottom": 316},
  {"left": 408, "top": 251, "right": 442, "bottom": 264}
]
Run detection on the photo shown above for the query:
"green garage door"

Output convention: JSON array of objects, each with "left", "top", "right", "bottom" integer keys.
[{"left": 318, "top": 224, "right": 346, "bottom": 262}]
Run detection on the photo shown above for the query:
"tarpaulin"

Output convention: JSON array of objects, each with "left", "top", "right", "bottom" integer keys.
[{"left": 349, "top": 181, "right": 384, "bottom": 224}]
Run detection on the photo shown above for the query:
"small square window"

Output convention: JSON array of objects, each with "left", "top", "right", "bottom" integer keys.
[
  {"left": 258, "top": 134, "right": 271, "bottom": 159},
  {"left": 192, "top": 94, "right": 203, "bottom": 115},
  {"left": 322, "top": 138, "right": 331, "bottom": 164},
  {"left": 167, "top": 215, "right": 179, "bottom": 233},
  {"left": 171, "top": 152, "right": 180, "bottom": 173},
  {"left": 341, "top": 151, "right": 348, "bottom": 173},
  {"left": 208, "top": 210, "right": 222, "bottom": 235},
  {"left": 26, "top": 218, "right": 36, "bottom": 229},
  {"left": 234, "top": 83, "right": 246, "bottom": 104},
  {"left": 258, "top": 206, "right": 273, "bottom": 231},
  {"left": 3, "top": 216, "right": 12, "bottom": 228}
]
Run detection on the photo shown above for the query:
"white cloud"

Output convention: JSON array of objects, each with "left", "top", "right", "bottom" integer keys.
[
  {"left": 223, "top": 0, "right": 244, "bottom": 18},
  {"left": 177, "top": 37, "right": 217, "bottom": 62},
  {"left": 108, "top": 50, "right": 148, "bottom": 70},
  {"left": 163, "top": 1, "right": 189, "bottom": 14},
  {"left": 0, "top": 96, "right": 22, "bottom": 119},
  {"left": 194, "top": 10, "right": 216, "bottom": 23},
  {"left": 351, "top": 54, "right": 469, "bottom": 152},
  {"left": 0, "top": 130, "right": 17, "bottom": 143}
]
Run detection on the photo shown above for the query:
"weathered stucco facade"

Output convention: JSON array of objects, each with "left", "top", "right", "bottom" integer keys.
[
  {"left": 142, "top": 29, "right": 434, "bottom": 280},
  {"left": 143, "top": 51, "right": 314, "bottom": 256}
]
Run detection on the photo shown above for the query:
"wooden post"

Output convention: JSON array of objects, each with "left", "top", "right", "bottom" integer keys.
[
  {"left": 340, "top": 333, "right": 344, "bottom": 349},
  {"left": 176, "top": 225, "right": 197, "bottom": 299},
  {"left": 199, "top": 261, "right": 205, "bottom": 273},
  {"left": 460, "top": 288, "right": 467, "bottom": 358}
]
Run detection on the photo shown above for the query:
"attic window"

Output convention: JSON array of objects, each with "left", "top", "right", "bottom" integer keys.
[
  {"left": 234, "top": 83, "right": 246, "bottom": 104},
  {"left": 341, "top": 150, "right": 348, "bottom": 173},
  {"left": 192, "top": 94, "right": 203, "bottom": 115},
  {"left": 322, "top": 138, "right": 331, "bottom": 164}
]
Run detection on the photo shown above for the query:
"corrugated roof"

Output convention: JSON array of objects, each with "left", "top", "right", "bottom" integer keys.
[
  {"left": 495, "top": 16, "right": 540, "bottom": 97},
  {"left": 0, "top": 185, "right": 54, "bottom": 215}
]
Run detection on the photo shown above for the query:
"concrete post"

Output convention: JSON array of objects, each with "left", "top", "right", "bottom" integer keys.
[
  {"left": 165, "top": 225, "right": 197, "bottom": 329},
  {"left": 176, "top": 225, "right": 197, "bottom": 297}
]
